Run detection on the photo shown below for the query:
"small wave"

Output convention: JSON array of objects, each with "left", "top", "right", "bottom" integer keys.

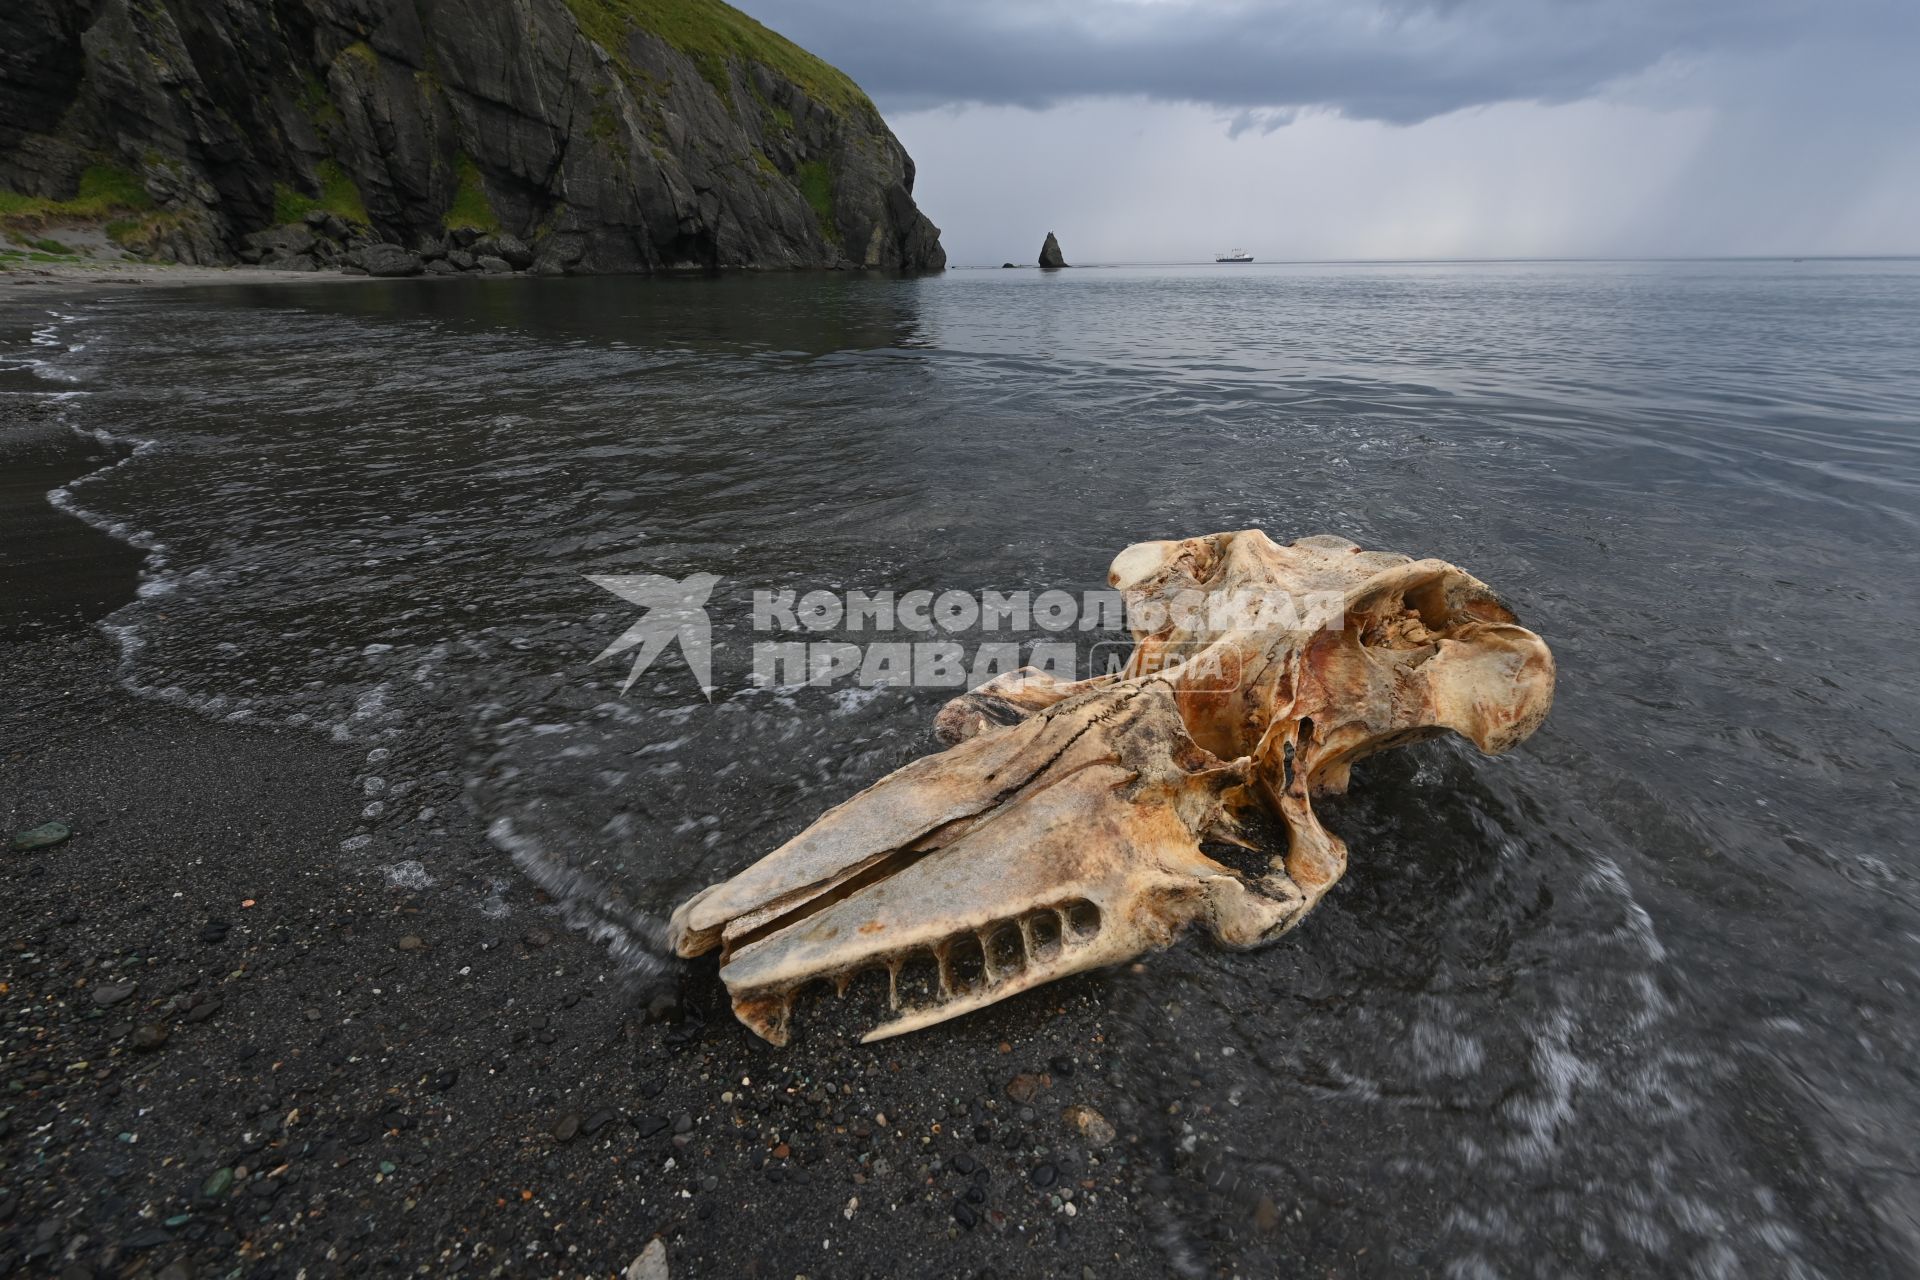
[{"left": 486, "top": 814, "right": 678, "bottom": 991}]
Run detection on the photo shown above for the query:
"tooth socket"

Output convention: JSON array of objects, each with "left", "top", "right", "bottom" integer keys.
[{"left": 748, "top": 898, "right": 1106, "bottom": 1044}]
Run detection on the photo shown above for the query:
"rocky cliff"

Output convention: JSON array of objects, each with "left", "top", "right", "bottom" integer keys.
[{"left": 0, "top": 0, "right": 945, "bottom": 274}]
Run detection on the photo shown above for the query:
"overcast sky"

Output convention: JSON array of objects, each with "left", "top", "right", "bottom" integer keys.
[{"left": 738, "top": 0, "right": 1920, "bottom": 264}]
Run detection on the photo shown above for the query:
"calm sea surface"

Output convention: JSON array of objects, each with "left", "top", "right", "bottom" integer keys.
[{"left": 6, "top": 260, "right": 1920, "bottom": 1274}]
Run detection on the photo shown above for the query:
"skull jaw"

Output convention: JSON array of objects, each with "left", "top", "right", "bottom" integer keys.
[
  {"left": 673, "top": 679, "right": 1310, "bottom": 1044},
  {"left": 722, "top": 862, "right": 1310, "bottom": 1046}
]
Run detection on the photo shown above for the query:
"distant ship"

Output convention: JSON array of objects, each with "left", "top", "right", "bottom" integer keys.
[{"left": 1215, "top": 249, "right": 1254, "bottom": 263}]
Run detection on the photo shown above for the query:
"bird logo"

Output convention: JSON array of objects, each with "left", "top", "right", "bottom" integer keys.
[{"left": 586, "top": 572, "right": 721, "bottom": 698}]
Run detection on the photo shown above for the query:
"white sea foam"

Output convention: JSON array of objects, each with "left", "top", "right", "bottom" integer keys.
[
  {"left": 486, "top": 814, "right": 676, "bottom": 984},
  {"left": 383, "top": 860, "right": 436, "bottom": 890}
]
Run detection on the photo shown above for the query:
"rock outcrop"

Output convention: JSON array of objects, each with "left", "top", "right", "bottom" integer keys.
[
  {"left": 0, "top": 0, "right": 945, "bottom": 274},
  {"left": 1038, "top": 232, "right": 1067, "bottom": 269}
]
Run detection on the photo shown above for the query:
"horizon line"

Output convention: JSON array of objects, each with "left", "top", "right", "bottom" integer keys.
[{"left": 948, "top": 253, "right": 1920, "bottom": 269}]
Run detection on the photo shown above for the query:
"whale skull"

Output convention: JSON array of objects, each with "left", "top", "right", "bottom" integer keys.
[{"left": 668, "top": 532, "right": 1555, "bottom": 1043}]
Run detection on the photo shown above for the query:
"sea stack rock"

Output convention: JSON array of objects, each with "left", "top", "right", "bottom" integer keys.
[{"left": 1038, "top": 232, "right": 1067, "bottom": 269}]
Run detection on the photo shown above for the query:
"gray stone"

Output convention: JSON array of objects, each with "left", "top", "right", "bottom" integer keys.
[
  {"left": 91, "top": 982, "right": 137, "bottom": 1007},
  {"left": 350, "top": 244, "right": 424, "bottom": 277},
  {"left": 472, "top": 234, "right": 533, "bottom": 269},
  {"left": 1039, "top": 231, "right": 1067, "bottom": 269},
  {"left": 11, "top": 820, "right": 70, "bottom": 851},
  {"left": 424, "top": 258, "right": 457, "bottom": 275},
  {"left": 475, "top": 254, "right": 512, "bottom": 274},
  {"left": 447, "top": 250, "right": 477, "bottom": 272},
  {"left": 625, "top": 1239, "right": 668, "bottom": 1280},
  {"left": 246, "top": 224, "right": 317, "bottom": 257}
]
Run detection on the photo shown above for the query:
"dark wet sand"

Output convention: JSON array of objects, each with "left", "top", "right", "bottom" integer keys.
[
  {"left": 0, "top": 366, "right": 1175, "bottom": 1279},
  {"left": 0, "top": 411, "right": 142, "bottom": 640}
]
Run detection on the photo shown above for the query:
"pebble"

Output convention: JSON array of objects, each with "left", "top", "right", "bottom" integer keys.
[
  {"left": 91, "top": 982, "right": 137, "bottom": 1008},
  {"left": 584, "top": 1109, "right": 616, "bottom": 1135},
  {"left": 397, "top": 935, "right": 425, "bottom": 951},
  {"left": 634, "top": 1115, "right": 668, "bottom": 1138},
  {"left": 130, "top": 1023, "right": 169, "bottom": 1052},
  {"left": 552, "top": 1113, "right": 582, "bottom": 1142},
  {"left": 1062, "top": 1105, "right": 1117, "bottom": 1148},
  {"left": 671, "top": 1113, "right": 692, "bottom": 1135},
  {"left": 201, "top": 1168, "right": 234, "bottom": 1199},
  {"left": 951, "top": 1200, "right": 978, "bottom": 1229},
  {"left": 523, "top": 929, "right": 553, "bottom": 949},
  {"left": 1005, "top": 1073, "right": 1046, "bottom": 1104},
  {"left": 1030, "top": 1162, "right": 1058, "bottom": 1189},
  {"left": 624, "top": 1239, "right": 668, "bottom": 1280},
  {"left": 199, "top": 920, "right": 230, "bottom": 945},
  {"left": 11, "top": 820, "right": 71, "bottom": 852}
]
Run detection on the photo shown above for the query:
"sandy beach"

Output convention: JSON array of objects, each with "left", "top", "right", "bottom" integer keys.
[{"left": 2, "top": 259, "right": 428, "bottom": 294}]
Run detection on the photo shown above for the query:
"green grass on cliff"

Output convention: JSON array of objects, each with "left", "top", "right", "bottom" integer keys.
[
  {"left": 563, "top": 0, "right": 873, "bottom": 117},
  {"left": 795, "top": 159, "right": 837, "bottom": 240},
  {"left": 0, "top": 164, "right": 153, "bottom": 235},
  {"left": 442, "top": 155, "right": 502, "bottom": 234},
  {"left": 272, "top": 161, "right": 369, "bottom": 227}
]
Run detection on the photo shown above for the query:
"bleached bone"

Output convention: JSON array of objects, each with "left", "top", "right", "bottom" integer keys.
[{"left": 669, "top": 532, "right": 1554, "bottom": 1043}]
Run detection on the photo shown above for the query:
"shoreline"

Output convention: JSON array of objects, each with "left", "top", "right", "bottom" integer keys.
[
  {"left": 0, "top": 409, "right": 1164, "bottom": 1279},
  {"left": 2, "top": 260, "right": 411, "bottom": 294}
]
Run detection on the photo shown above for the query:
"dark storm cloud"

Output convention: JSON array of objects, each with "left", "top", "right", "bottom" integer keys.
[{"left": 744, "top": 0, "right": 1913, "bottom": 123}]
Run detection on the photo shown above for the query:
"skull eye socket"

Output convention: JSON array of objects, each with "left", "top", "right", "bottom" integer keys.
[
  {"left": 944, "top": 935, "right": 988, "bottom": 994},
  {"left": 986, "top": 924, "right": 1026, "bottom": 975},
  {"left": 1025, "top": 909, "right": 1063, "bottom": 959},
  {"left": 1063, "top": 899, "right": 1102, "bottom": 940}
]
